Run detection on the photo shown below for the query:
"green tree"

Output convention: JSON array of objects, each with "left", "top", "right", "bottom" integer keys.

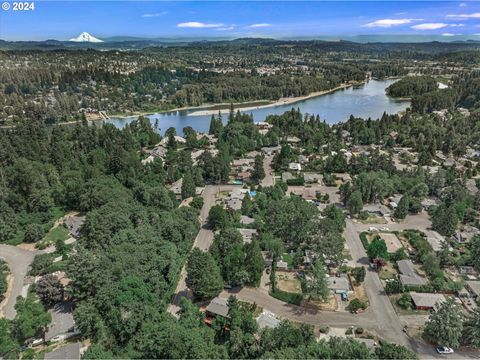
[
  {"left": 375, "top": 342, "right": 418, "bottom": 359},
  {"left": 208, "top": 205, "right": 230, "bottom": 231},
  {"left": 35, "top": 274, "right": 64, "bottom": 307},
  {"left": 244, "top": 241, "right": 265, "bottom": 286},
  {"left": 432, "top": 205, "right": 458, "bottom": 237},
  {"left": 346, "top": 190, "right": 363, "bottom": 216},
  {"left": 469, "top": 236, "right": 480, "bottom": 272},
  {"left": 462, "top": 308, "right": 480, "bottom": 347},
  {"left": 423, "top": 298, "right": 464, "bottom": 348},
  {"left": 13, "top": 293, "right": 51, "bottom": 342},
  {"left": 307, "top": 259, "right": 329, "bottom": 301},
  {"left": 24, "top": 223, "right": 45, "bottom": 243},
  {"left": 181, "top": 172, "right": 196, "bottom": 200},
  {"left": 186, "top": 248, "right": 223, "bottom": 300},
  {"left": 394, "top": 195, "right": 410, "bottom": 220},
  {"left": 250, "top": 155, "right": 265, "bottom": 184},
  {"left": 367, "top": 236, "right": 388, "bottom": 261},
  {"left": 0, "top": 319, "right": 18, "bottom": 357},
  {"left": 351, "top": 267, "right": 366, "bottom": 284}
]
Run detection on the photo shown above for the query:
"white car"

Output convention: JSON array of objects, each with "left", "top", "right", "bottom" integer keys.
[
  {"left": 380, "top": 226, "right": 390, "bottom": 231},
  {"left": 436, "top": 347, "right": 454, "bottom": 355},
  {"left": 368, "top": 227, "right": 378, "bottom": 232}
]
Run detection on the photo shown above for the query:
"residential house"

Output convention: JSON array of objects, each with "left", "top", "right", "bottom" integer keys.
[
  {"left": 256, "top": 311, "right": 280, "bottom": 329},
  {"left": 453, "top": 225, "right": 480, "bottom": 244},
  {"left": 421, "top": 198, "right": 439, "bottom": 211},
  {"left": 424, "top": 230, "right": 444, "bottom": 252},
  {"left": 45, "top": 343, "right": 81, "bottom": 360},
  {"left": 466, "top": 281, "right": 480, "bottom": 298},
  {"left": 286, "top": 136, "right": 301, "bottom": 144},
  {"left": 240, "top": 215, "right": 255, "bottom": 225},
  {"left": 459, "top": 266, "right": 477, "bottom": 276},
  {"left": 168, "top": 178, "right": 183, "bottom": 199},
  {"left": 159, "top": 135, "right": 186, "bottom": 147},
  {"left": 225, "top": 188, "right": 247, "bottom": 211},
  {"left": 282, "top": 172, "right": 294, "bottom": 182},
  {"left": 45, "top": 302, "right": 76, "bottom": 341},
  {"left": 410, "top": 292, "right": 446, "bottom": 310},
  {"left": 206, "top": 297, "right": 230, "bottom": 319},
  {"left": 238, "top": 229, "right": 258, "bottom": 244},
  {"left": 276, "top": 260, "right": 288, "bottom": 271},
  {"left": 304, "top": 173, "right": 323, "bottom": 184},
  {"left": 397, "top": 260, "right": 427, "bottom": 286},
  {"left": 327, "top": 276, "right": 350, "bottom": 294},
  {"left": 288, "top": 162, "right": 302, "bottom": 172},
  {"left": 64, "top": 216, "right": 85, "bottom": 239},
  {"left": 261, "top": 145, "right": 281, "bottom": 155}
]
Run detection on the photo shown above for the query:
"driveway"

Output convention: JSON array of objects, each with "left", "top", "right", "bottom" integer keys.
[
  {"left": 0, "top": 244, "right": 36, "bottom": 319},
  {"left": 168, "top": 185, "right": 241, "bottom": 315},
  {"left": 261, "top": 155, "right": 274, "bottom": 187}
]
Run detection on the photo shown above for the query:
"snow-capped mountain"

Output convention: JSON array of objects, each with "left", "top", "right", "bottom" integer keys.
[{"left": 69, "top": 32, "right": 104, "bottom": 43}]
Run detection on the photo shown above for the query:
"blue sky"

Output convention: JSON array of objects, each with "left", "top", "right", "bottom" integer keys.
[{"left": 1, "top": 1, "right": 480, "bottom": 41}]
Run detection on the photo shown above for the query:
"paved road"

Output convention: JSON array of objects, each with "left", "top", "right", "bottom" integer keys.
[
  {"left": 261, "top": 155, "right": 274, "bottom": 187},
  {"left": 0, "top": 244, "right": 36, "bottom": 319},
  {"left": 168, "top": 185, "right": 240, "bottom": 315}
]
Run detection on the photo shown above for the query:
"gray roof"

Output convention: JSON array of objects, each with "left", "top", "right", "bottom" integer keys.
[
  {"left": 410, "top": 292, "right": 446, "bottom": 308},
  {"left": 45, "top": 343, "right": 81, "bottom": 360},
  {"left": 238, "top": 228, "right": 258, "bottom": 244},
  {"left": 424, "top": 230, "right": 444, "bottom": 252},
  {"left": 206, "top": 297, "right": 229, "bottom": 318},
  {"left": 282, "top": 172, "right": 294, "bottom": 182},
  {"left": 397, "top": 260, "right": 416, "bottom": 277},
  {"left": 327, "top": 276, "right": 350, "bottom": 292},
  {"left": 240, "top": 215, "right": 255, "bottom": 225},
  {"left": 256, "top": 312, "right": 281, "bottom": 329},
  {"left": 466, "top": 281, "right": 480, "bottom": 297},
  {"left": 45, "top": 302, "right": 75, "bottom": 341},
  {"left": 64, "top": 216, "right": 85, "bottom": 239},
  {"left": 397, "top": 260, "right": 427, "bottom": 286}
]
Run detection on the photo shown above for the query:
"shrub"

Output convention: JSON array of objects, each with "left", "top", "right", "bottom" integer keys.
[
  {"left": 319, "top": 326, "right": 330, "bottom": 334},
  {"left": 24, "top": 223, "right": 45, "bottom": 243},
  {"left": 270, "top": 288, "right": 303, "bottom": 305},
  {"left": 190, "top": 196, "right": 204, "bottom": 210},
  {"left": 359, "top": 232, "right": 369, "bottom": 249},
  {"left": 348, "top": 298, "right": 367, "bottom": 312},
  {"left": 286, "top": 177, "right": 305, "bottom": 186},
  {"left": 385, "top": 279, "right": 404, "bottom": 294},
  {"left": 358, "top": 211, "right": 369, "bottom": 220},
  {"left": 396, "top": 293, "right": 412, "bottom": 309},
  {"left": 355, "top": 327, "right": 364, "bottom": 334}
]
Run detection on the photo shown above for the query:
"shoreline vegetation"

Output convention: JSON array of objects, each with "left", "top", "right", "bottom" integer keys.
[{"left": 110, "top": 81, "right": 365, "bottom": 120}]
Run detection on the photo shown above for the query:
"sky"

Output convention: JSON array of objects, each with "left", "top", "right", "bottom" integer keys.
[{"left": 1, "top": 1, "right": 480, "bottom": 41}]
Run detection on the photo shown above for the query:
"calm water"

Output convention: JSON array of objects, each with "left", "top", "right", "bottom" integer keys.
[{"left": 106, "top": 79, "right": 409, "bottom": 134}]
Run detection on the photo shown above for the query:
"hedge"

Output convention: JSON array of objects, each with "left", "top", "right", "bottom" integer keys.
[
  {"left": 359, "top": 232, "right": 369, "bottom": 249},
  {"left": 286, "top": 177, "right": 305, "bottom": 186},
  {"left": 270, "top": 288, "right": 303, "bottom": 305}
]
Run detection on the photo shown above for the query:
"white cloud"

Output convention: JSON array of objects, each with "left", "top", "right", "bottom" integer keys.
[
  {"left": 441, "top": 33, "right": 456, "bottom": 36},
  {"left": 177, "top": 22, "right": 225, "bottom": 28},
  {"left": 215, "top": 26, "right": 235, "bottom": 31},
  {"left": 411, "top": 23, "right": 448, "bottom": 30},
  {"left": 446, "top": 12, "right": 480, "bottom": 19},
  {"left": 459, "top": 2, "right": 467, "bottom": 7},
  {"left": 248, "top": 23, "right": 272, "bottom": 28},
  {"left": 449, "top": 23, "right": 465, "bottom": 27},
  {"left": 142, "top": 11, "right": 168, "bottom": 18},
  {"left": 362, "top": 18, "right": 419, "bottom": 28}
]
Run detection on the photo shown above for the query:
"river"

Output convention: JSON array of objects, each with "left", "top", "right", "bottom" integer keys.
[{"left": 105, "top": 79, "right": 409, "bottom": 134}]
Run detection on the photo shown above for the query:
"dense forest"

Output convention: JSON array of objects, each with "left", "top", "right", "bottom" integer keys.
[
  {"left": 385, "top": 76, "right": 438, "bottom": 98},
  {"left": 4, "top": 39, "right": 480, "bottom": 125}
]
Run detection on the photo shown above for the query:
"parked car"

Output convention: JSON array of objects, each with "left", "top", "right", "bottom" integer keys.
[
  {"left": 380, "top": 226, "right": 390, "bottom": 231},
  {"left": 436, "top": 347, "right": 454, "bottom": 355}
]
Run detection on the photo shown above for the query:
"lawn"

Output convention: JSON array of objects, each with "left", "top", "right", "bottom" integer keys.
[
  {"left": 37, "top": 226, "right": 70, "bottom": 249},
  {"left": 275, "top": 272, "right": 302, "bottom": 294},
  {"left": 358, "top": 216, "right": 388, "bottom": 225}
]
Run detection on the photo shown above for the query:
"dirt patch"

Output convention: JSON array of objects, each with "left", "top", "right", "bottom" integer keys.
[
  {"left": 275, "top": 272, "right": 302, "bottom": 293},
  {"left": 17, "top": 243, "right": 37, "bottom": 251},
  {"left": 353, "top": 282, "right": 369, "bottom": 305},
  {"left": 305, "top": 294, "right": 338, "bottom": 311},
  {"left": 378, "top": 262, "right": 398, "bottom": 280},
  {"left": 379, "top": 232, "right": 402, "bottom": 252},
  {"left": 0, "top": 274, "right": 14, "bottom": 317}
]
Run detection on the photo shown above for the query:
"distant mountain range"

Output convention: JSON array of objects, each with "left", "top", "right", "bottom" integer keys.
[{"left": 0, "top": 33, "right": 479, "bottom": 51}]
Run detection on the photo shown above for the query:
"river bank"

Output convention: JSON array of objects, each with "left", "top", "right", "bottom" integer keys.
[{"left": 187, "top": 82, "right": 360, "bottom": 117}]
